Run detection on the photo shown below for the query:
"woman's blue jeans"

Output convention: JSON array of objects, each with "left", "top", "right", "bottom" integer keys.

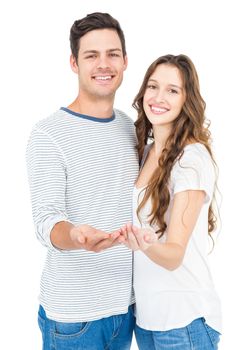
[
  {"left": 38, "top": 304, "right": 135, "bottom": 350},
  {"left": 135, "top": 317, "right": 221, "bottom": 350}
]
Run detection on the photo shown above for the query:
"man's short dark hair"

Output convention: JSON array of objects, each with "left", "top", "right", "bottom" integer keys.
[{"left": 70, "top": 12, "right": 126, "bottom": 61}]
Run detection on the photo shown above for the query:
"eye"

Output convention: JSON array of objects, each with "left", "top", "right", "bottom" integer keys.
[
  {"left": 168, "top": 88, "right": 178, "bottom": 94},
  {"left": 147, "top": 84, "right": 157, "bottom": 90},
  {"left": 85, "top": 54, "right": 97, "bottom": 59},
  {"left": 109, "top": 53, "right": 120, "bottom": 57}
]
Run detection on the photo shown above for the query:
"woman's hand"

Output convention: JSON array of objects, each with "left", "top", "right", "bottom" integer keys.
[{"left": 120, "top": 222, "right": 158, "bottom": 251}]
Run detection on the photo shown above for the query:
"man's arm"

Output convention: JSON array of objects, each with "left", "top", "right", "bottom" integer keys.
[
  {"left": 27, "top": 128, "right": 124, "bottom": 253},
  {"left": 51, "top": 221, "right": 124, "bottom": 252}
]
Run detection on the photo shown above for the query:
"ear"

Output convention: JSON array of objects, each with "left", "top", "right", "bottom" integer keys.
[
  {"left": 70, "top": 54, "right": 79, "bottom": 74},
  {"left": 123, "top": 55, "right": 128, "bottom": 71}
]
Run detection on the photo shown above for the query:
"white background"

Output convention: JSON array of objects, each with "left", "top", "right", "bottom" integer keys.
[{"left": 0, "top": 1, "right": 232, "bottom": 349}]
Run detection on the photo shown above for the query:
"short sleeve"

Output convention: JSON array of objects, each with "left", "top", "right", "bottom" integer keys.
[{"left": 170, "top": 145, "right": 216, "bottom": 203}]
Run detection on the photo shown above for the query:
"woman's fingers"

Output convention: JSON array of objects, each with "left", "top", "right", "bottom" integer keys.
[
  {"left": 121, "top": 222, "right": 140, "bottom": 250},
  {"left": 120, "top": 223, "right": 158, "bottom": 251},
  {"left": 144, "top": 232, "right": 158, "bottom": 244},
  {"left": 132, "top": 227, "right": 158, "bottom": 250},
  {"left": 127, "top": 231, "right": 140, "bottom": 250}
]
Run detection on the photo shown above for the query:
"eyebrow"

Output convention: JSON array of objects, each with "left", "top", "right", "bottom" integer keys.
[
  {"left": 148, "top": 78, "right": 183, "bottom": 90},
  {"left": 82, "top": 48, "right": 122, "bottom": 55}
]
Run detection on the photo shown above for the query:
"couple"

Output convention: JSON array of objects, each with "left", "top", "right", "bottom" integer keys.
[{"left": 26, "top": 12, "right": 221, "bottom": 350}]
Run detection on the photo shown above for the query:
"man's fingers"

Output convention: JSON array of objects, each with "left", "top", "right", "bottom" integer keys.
[
  {"left": 110, "top": 230, "right": 121, "bottom": 240},
  {"left": 77, "top": 232, "right": 85, "bottom": 244},
  {"left": 75, "top": 226, "right": 131, "bottom": 252},
  {"left": 120, "top": 225, "right": 128, "bottom": 240},
  {"left": 126, "top": 222, "right": 133, "bottom": 233},
  {"left": 118, "top": 235, "right": 125, "bottom": 243},
  {"left": 84, "top": 230, "right": 109, "bottom": 247},
  {"left": 93, "top": 234, "right": 121, "bottom": 252}
]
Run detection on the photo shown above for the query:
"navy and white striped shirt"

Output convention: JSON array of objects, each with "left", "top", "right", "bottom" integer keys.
[{"left": 26, "top": 108, "right": 139, "bottom": 322}]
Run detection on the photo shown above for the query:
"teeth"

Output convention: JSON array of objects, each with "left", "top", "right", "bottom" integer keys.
[
  {"left": 95, "top": 76, "right": 112, "bottom": 81},
  {"left": 151, "top": 106, "right": 167, "bottom": 113}
]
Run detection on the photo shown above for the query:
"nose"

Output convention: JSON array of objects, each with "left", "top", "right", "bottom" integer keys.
[
  {"left": 154, "top": 89, "right": 166, "bottom": 103},
  {"left": 97, "top": 54, "right": 110, "bottom": 70}
]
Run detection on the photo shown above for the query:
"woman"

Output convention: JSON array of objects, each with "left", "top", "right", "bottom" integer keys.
[{"left": 121, "top": 54, "right": 221, "bottom": 349}]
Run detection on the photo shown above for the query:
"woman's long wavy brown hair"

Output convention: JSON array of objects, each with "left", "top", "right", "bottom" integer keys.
[{"left": 133, "top": 54, "right": 217, "bottom": 238}]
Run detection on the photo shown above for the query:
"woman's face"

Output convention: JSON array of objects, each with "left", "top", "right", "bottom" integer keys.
[{"left": 143, "top": 63, "right": 186, "bottom": 128}]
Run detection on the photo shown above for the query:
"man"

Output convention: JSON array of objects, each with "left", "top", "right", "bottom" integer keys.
[{"left": 26, "top": 12, "right": 138, "bottom": 350}]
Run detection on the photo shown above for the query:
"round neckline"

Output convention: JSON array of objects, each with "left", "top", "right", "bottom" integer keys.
[{"left": 60, "top": 107, "right": 115, "bottom": 123}]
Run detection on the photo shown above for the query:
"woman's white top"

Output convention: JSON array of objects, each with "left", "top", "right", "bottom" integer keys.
[{"left": 133, "top": 143, "right": 222, "bottom": 332}]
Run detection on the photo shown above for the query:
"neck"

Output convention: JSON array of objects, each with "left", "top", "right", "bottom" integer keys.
[
  {"left": 153, "top": 125, "right": 172, "bottom": 157},
  {"left": 68, "top": 92, "right": 115, "bottom": 119}
]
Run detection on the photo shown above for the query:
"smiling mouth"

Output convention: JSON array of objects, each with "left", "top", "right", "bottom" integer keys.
[
  {"left": 150, "top": 106, "right": 169, "bottom": 114},
  {"left": 92, "top": 75, "right": 115, "bottom": 82},
  {"left": 94, "top": 75, "right": 112, "bottom": 80}
]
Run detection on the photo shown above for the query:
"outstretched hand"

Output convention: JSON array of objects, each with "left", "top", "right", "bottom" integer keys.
[
  {"left": 70, "top": 224, "right": 125, "bottom": 253},
  {"left": 120, "top": 222, "right": 158, "bottom": 251}
]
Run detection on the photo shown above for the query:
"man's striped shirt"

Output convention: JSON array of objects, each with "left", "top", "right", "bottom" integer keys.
[{"left": 26, "top": 108, "right": 138, "bottom": 322}]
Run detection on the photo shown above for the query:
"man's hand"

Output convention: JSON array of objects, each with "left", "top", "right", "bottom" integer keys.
[{"left": 70, "top": 224, "right": 124, "bottom": 253}]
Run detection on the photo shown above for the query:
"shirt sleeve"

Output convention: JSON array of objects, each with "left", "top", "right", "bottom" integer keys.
[
  {"left": 170, "top": 147, "right": 215, "bottom": 203},
  {"left": 26, "top": 127, "right": 71, "bottom": 250}
]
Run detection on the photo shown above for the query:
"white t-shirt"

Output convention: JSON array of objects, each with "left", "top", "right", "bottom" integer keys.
[{"left": 133, "top": 143, "right": 222, "bottom": 332}]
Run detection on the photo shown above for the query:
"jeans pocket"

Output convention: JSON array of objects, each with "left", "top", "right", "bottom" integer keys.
[
  {"left": 54, "top": 320, "right": 91, "bottom": 337},
  {"left": 203, "top": 322, "right": 221, "bottom": 348},
  {"left": 54, "top": 321, "right": 92, "bottom": 349}
]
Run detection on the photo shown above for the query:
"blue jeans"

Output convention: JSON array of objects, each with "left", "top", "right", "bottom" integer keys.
[
  {"left": 135, "top": 318, "right": 221, "bottom": 350},
  {"left": 38, "top": 305, "right": 135, "bottom": 350}
]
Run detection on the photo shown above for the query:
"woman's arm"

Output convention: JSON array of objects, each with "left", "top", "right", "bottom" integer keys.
[{"left": 122, "top": 190, "right": 205, "bottom": 270}]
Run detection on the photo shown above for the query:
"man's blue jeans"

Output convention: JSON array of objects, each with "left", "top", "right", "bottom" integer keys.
[{"left": 38, "top": 305, "right": 135, "bottom": 350}]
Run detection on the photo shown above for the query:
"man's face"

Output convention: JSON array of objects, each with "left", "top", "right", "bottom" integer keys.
[{"left": 71, "top": 29, "right": 127, "bottom": 100}]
